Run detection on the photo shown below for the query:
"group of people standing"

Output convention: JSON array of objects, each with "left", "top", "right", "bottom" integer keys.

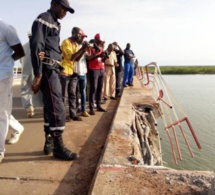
[{"left": 0, "top": 0, "right": 137, "bottom": 163}]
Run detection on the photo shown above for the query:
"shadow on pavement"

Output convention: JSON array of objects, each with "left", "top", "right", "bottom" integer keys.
[{"left": 54, "top": 99, "right": 119, "bottom": 195}]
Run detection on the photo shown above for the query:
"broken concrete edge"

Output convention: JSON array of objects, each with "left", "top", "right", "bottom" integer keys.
[
  {"left": 87, "top": 77, "right": 215, "bottom": 194},
  {"left": 87, "top": 95, "right": 122, "bottom": 195}
]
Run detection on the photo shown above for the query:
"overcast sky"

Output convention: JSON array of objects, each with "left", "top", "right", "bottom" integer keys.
[{"left": 1, "top": 0, "right": 215, "bottom": 66}]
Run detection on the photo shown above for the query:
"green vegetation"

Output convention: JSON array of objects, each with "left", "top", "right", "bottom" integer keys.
[
  {"left": 15, "top": 66, "right": 215, "bottom": 74},
  {"left": 145, "top": 66, "right": 215, "bottom": 74}
]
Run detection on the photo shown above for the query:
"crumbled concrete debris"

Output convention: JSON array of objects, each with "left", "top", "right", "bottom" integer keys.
[
  {"left": 164, "top": 172, "right": 215, "bottom": 191},
  {"left": 165, "top": 177, "right": 172, "bottom": 184},
  {"left": 209, "top": 177, "right": 215, "bottom": 195},
  {"left": 152, "top": 170, "right": 159, "bottom": 174}
]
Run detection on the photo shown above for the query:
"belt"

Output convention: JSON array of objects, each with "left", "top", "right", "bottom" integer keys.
[
  {"left": 105, "top": 64, "right": 114, "bottom": 67},
  {"left": 43, "top": 58, "right": 60, "bottom": 65},
  {"left": 42, "top": 57, "right": 64, "bottom": 71}
]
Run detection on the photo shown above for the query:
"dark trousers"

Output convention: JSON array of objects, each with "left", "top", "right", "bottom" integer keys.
[
  {"left": 60, "top": 74, "right": 78, "bottom": 118},
  {"left": 115, "top": 69, "right": 123, "bottom": 96},
  {"left": 40, "top": 67, "right": 65, "bottom": 131},
  {"left": 89, "top": 69, "right": 104, "bottom": 110}
]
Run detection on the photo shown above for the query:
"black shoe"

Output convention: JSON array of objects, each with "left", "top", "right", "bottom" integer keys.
[
  {"left": 52, "top": 131, "right": 79, "bottom": 161},
  {"left": 53, "top": 147, "right": 79, "bottom": 161},
  {"left": 89, "top": 110, "right": 95, "bottom": 115},
  {"left": 76, "top": 108, "right": 81, "bottom": 113},
  {"left": 123, "top": 85, "right": 128, "bottom": 87},
  {"left": 116, "top": 94, "right": 121, "bottom": 98},
  {"left": 128, "top": 83, "right": 133, "bottom": 86},
  {"left": 115, "top": 91, "right": 121, "bottom": 98},
  {"left": 101, "top": 99, "right": 106, "bottom": 104},
  {"left": 43, "top": 134, "right": 54, "bottom": 155},
  {"left": 97, "top": 107, "right": 107, "bottom": 112},
  {"left": 66, "top": 116, "right": 72, "bottom": 122},
  {"left": 110, "top": 96, "right": 117, "bottom": 100},
  {"left": 73, "top": 116, "right": 82, "bottom": 121},
  {"left": 103, "top": 97, "right": 108, "bottom": 101}
]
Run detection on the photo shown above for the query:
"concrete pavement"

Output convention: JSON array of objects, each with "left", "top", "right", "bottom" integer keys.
[
  {"left": 0, "top": 79, "right": 119, "bottom": 195},
  {"left": 1, "top": 78, "right": 214, "bottom": 195}
]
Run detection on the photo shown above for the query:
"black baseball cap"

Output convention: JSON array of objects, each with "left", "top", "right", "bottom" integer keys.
[{"left": 51, "top": 0, "right": 75, "bottom": 14}]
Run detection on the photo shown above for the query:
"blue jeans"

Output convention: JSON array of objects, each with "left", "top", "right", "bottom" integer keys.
[
  {"left": 77, "top": 75, "right": 87, "bottom": 112},
  {"left": 122, "top": 62, "right": 134, "bottom": 86}
]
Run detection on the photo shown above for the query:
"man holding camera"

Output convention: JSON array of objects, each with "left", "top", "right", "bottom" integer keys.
[
  {"left": 60, "top": 27, "right": 88, "bottom": 121},
  {"left": 86, "top": 33, "right": 107, "bottom": 115}
]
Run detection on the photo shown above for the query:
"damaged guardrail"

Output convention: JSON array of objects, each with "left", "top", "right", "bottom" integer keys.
[{"left": 135, "top": 62, "right": 202, "bottom": 165}]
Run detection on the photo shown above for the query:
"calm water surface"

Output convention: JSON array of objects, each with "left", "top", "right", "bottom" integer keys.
[{"left": 158, "top": 75, "right": 215, "bottom": 171}]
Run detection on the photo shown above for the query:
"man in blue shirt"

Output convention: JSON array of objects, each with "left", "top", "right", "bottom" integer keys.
[
  {"left": 0, "top": 19, "right": 25, "bottom": 163},
  {"left": 122, "top": 43, "right": 135, "bottom": 87}
]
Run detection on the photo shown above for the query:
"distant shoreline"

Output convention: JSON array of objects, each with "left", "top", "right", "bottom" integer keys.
[
  {"left": 15, "top": 65, "right": 215, "bottom": 75},
  {"left": 145, "top": 65, "right": 215, "bottom": 74}
]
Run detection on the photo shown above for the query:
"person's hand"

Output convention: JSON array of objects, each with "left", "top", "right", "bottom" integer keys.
[
  {"left": 113, "top": 42, "right": 119, "bottom": 50},
  {"left": 115, "top": 62, "right": 119, "bottom": 67},
  {"left": 113, "top": 42, "right": 118, "bottom": 47},
  {"left": 81, "top": 41, "right": 90, "bottom": 51},
  {"left": 99, "top": 51, "right": 108, "bottom": 58},
  {"left": 38, "top": 51, "right": 45, "bottom": 61},
  {"left": 129, "top": 53, "right": 135, "bottom": 58},
  {"left": 31, "top": 75, "right": 42, "bottom": 94}
]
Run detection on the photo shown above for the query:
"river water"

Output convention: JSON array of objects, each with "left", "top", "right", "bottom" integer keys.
[{"left": 157, "top": 75, "right": 215, "bottom": 172}]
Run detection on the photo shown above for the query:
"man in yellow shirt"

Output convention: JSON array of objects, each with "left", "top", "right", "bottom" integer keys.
[{"left": 60, "top": 27, "right": 88, "bottom": 121}]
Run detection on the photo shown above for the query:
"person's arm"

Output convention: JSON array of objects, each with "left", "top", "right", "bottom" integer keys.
[
  {"left": 30, "top": 14, "right": 49, "bottom": 93},
  {"left": 85, "top": 52, "right": 97, "bottom": 61},
  {"left": 71, "top": 41, "right": 89, "bottom": 62},
  {"left": 30, "top": 15, "right": 49, "bottom": 78},
  {"left": 11, "top": 44, "right": 25, "bottom": 61},
  {"left": 129, "top": 50, "right": 135, "bottom": 58},
  {"left": 114, "top": 42, "right": 124, "bottom": 55},
  {"left": 4, "top": 24, "right": 25, "bottom": 61},
  {"left": 61, "top": 39, "right": 86, "bottom": 62},
  {"left": 118, "top": 45, "right": 124, "bottom": 55},
  {"left": 85, "top": 48, "right": 104, "bottom": 61}
]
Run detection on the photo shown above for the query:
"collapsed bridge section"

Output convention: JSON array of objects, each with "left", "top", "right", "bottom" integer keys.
[
  {"left": 88, "top": 78, "right": 169, "bottom": 195},
  {"left": 89, "top": 62, "right": 203, "bottom": 194},
  {"left": 100, "top": 84, "right": 163, "bottom": 167}
]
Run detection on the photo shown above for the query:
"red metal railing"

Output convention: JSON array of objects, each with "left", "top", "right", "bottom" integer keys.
[{"left": 136, "top": 62, "right": 202, "bottom": 165}]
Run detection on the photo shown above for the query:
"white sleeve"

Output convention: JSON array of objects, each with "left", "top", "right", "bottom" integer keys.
[{"left": 4, "top": 24, "right": 21, "bottom": 47}]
